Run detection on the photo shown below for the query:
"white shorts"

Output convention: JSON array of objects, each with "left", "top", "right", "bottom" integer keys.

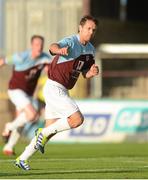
[
  {"left": 8, "top": 89, "right": 38, "bottom": 111},
  {"left": 43, "top": 79, "right": 79, "bottom": 119}
]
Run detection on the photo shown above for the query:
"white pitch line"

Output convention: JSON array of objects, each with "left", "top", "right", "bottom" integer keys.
[
  {"left": 0, "top": 157, "right": 148, "bottom": 164},
  {"left": 34, "top": 168, "right": 134, "bottom": 173},
  {"left": 0, "top": 159, "right": 148, "bottom": 172},
  {"left": 0, "top": 158, "right": 98, "bottom": 163}
]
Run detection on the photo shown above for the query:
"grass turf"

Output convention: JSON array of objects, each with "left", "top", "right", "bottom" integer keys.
[{"left": 0, "top": 142, "right": 148, "bottom": 179}]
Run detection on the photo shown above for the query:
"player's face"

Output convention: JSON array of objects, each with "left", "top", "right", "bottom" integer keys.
[
  {"left": 79, "top": 20, "right": 97, "bottom": 44},
  {"left": 31, "top": 38, "right": 44, "bottom": 57}
]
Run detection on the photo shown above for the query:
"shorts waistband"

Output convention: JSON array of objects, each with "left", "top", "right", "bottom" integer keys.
[{"left": 47, "top": 79, "right": 67, "bottom": 90}]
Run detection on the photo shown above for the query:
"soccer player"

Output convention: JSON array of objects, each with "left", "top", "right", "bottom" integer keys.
[
  {"left": 0, "top": 35, "right": 52, "bottom": 155},
  {"left": 15, "top": 15, "right": 99, "bottom": 170}
]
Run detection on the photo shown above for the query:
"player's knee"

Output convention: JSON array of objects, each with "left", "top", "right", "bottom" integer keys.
[
  {"left": 27, "top": 111, "right": 38, "bottom": 122},
  {"left": 68, "top": 115, "right": 84, "bottom": 128},
  {"left": 25, "top": 103, "right": 39, "bottom": 122}
]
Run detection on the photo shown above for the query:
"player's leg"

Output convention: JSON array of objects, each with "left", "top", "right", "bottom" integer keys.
[
  {"left": 2, "top": 107, "right": 37, "bottom": 155},
  {"left": 2, "top": 109, "right": 18, "bottom": 143},
  {"left": 15, "top": 110, "right": 83, "bottom": 171},
  {"left": 2, "top": 109, "right": 23, "bottom": 155},
  {"left": 15, "top": 111, "right": 83, "bottom": 170},
  {"left": 4, "top": 104, "right": 38, "bottom": 133},
  {"left": 42, "top": 111, "right": 83, "bottom": 137},
  {"left": 2, "top": 89, "right": 38, "bottom": 137},
  {"left": 2, "top": 90, "right": 39, "bottom": 155},
  {"left": 15, "top": 119, "right": 56, "bottom": 170},
  {"left": 3, "top": 128, "right": 23, "bottom": 155},
  {"left": 35, "top": 110, "right": 83, "bottom": 153}
]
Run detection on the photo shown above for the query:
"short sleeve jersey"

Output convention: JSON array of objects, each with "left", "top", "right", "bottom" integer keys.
[
  {"left": 48, "top": 34, "right": 95, "bottom": 89},
  {"left": 6, "top": 50, "right": 52, "bottom": 96}
]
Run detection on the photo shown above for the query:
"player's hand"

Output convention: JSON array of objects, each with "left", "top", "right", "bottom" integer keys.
[
  {"left": 86, "top": 64, "right": 99, "bottom": 78},
  {"left": 49, "top": 43, "right": 69, "bottom": 56},
  {"left": 89, "top": 64, "right": 99, "bottom": 76},
  {"left": 58, "top": 46, "right": 69, "bottom": 56}
]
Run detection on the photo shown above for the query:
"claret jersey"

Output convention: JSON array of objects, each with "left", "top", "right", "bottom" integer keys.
[
  {"left": 48, "top": 34, "right": 95, "bottom": 89},
  {"left": 6, "top": 50, "right": 52, "bottom": 96}
]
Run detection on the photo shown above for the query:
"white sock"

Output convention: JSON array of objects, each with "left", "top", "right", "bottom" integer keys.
[
  {"left": 4, "top": 129, "right": 21, "bottom": 150},
  {"left": 8, "top": 112, "right": 28, "bottom": 131},
  {"left": 19, "top": 137, "right": 37, "bottom": 160},
  {"left": 42, "top": 117, "right": 71, "bottom": 137}
]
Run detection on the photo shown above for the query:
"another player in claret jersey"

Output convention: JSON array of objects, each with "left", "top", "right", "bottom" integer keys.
[
  {"left": 0, "top": 35, "right": 52, "bottom": 155},
  {"left": 15, "top": 15, "right": 99, "bottom": 170}
]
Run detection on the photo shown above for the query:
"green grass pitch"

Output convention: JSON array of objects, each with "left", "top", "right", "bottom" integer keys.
[{"left": 0, "top": 142, "right": 148, "bottom": 179}]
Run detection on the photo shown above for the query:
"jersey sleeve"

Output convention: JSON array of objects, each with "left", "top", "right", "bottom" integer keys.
[
  {"left": 58, "top": 37, "right": 74, "bottom": 48},
  {"left": 82, "top": 45, "right": 96, "bottom": 77},
  {"left": 5, "top": 52, "right": 24, "bottom": 65}
]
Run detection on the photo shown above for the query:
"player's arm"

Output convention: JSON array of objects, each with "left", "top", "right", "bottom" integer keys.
[
  {"left": 83, "top": 64, "right": 99, "bottom": 79},
  {"left": 0, "top": 53, "right": 23, "bottom": 67},
  {"left": 49, "top": 43, "right": 69, "bottom": 56}
]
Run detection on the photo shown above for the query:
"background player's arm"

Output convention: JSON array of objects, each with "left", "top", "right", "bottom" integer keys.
[
  {"left": 49, "top": 43, "right": 68, "bottom": 56},
  {"left": 0, "top": 54, "right": 18, "bottom": 67},
  {"left": 84, "top": 64, "right": 99, "bottom": 78}
]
